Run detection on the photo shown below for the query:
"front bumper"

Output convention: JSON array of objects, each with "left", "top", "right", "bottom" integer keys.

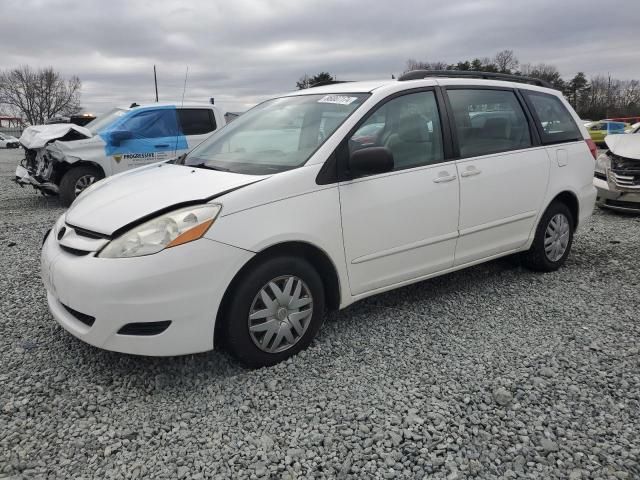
[
  {"left": 42, "top": 230, "right": 253, "bottom": 356},
  {"left": 594, "top": 177, "right": 640, "bottom": 212},
  {"left": 14, "top": 165, "right": 59, "bottom": 194}
]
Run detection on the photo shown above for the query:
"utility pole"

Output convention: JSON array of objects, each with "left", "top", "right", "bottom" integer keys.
[
  {"left": 154, "top": 65, "right": 159, "bottom": 102},
  {"left": 606, "top": 73, "right": 611, "bottom": 119}
]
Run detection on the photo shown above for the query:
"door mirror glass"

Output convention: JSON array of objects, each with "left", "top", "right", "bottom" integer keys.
[{"left": 348, "top": 147, "right": 394, "bottom": 178}]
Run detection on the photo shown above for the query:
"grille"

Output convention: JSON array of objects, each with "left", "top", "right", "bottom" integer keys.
[
  {"left": 61, "top": 303, "right": 95, "bottom": 327},
  {"left": 610, "top": 154, "right": 640, "bottom": 190},
  {"left": 59, "top": 245, "right": 91, "bottom": 256},
  {"left": 117, "top": 321, "right": 172, "bottom": 336},
  {"left": 68, "top": 225, "right": 110, "bottom": 240}
]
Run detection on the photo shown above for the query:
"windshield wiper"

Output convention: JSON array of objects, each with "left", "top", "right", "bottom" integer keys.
[{"left": 191, "top": 162, "right": 232, "bottom": 172}]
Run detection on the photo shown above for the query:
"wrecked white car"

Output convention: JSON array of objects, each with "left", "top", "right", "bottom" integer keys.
[
  {"left": 15, "top": 103, "right": 225, "bottom": 206},
  {"left": 594, "top": 134, "right": 640, "bottom": 212}
]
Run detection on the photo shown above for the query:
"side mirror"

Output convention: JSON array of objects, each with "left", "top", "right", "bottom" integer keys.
[
  {"left": 348, "top": 147, "right": 394, "bottom": 178},
  {"left": 107, "top": 129, "right": 133, "bottom": 146}
]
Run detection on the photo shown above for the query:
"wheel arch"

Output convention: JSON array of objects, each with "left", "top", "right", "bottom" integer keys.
[
  {"left": 214, "top": 240, "right": 342, "bottom": 346},
  {"left": 548, "top": 190, "right": 579, "bottom": 229},
  {"left": 55, "top": 159, "right": 106, "bottom": 181}
]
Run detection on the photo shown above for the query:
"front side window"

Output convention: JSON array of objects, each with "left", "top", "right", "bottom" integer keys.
[
  {"left": 448, "top": 89, "right": 531, "bottom": 157},
  {"left": 185, "top": 94, "right": 368, "bottom": 175},
  {"left": 116, "top": 109, "right": 181, "bottom": 139},
  {"left": 524, "top": 91, "right": 581, "bottom": 144},
  {"left": 349, "top": 91, "right": 444, "bottom": 171}
]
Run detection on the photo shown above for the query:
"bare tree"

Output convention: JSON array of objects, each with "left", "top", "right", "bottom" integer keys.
[
  {"left": 520, "top": 63, "right": 565, "bottom": 89},
  {"left": 405, "top": 59, "right": 449, "bottom": 73},
  {"left": 493, "top": 50, "right": 519, "bottom": 73},
  {"left": 0, "top": 66, "right": 81, "bottom": 125},
  {"left": 402, "top": 51, "right": 640, "bottom": 119},
  {"left": 296, "top": 74, "right": 312, "bottom": 90}
]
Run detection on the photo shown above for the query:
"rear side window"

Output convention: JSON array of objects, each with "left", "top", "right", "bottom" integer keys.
[
  {"left": 178, "top": 109, "right": 216, "bottom": 135},
  {"left": 524, "top": 91, "right": 581, "bottom": 144},
  {"left": 447, "top": 89, "right": 531, "bottom": 158}
]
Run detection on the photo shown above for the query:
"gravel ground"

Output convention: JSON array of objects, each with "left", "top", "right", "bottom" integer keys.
[{"left": 1, "top": 148, "right": 639, "bottom": 479}]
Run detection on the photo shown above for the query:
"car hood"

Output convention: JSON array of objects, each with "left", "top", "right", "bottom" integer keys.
[
  {"left": 65, "top": 163, "right": 265, "bottom": 236},
  {"left": 20, "top": 124, "right": 92, "bottom": 149},
  {"left": 605, "top": 134, "right": 640, "bottom": 160}
]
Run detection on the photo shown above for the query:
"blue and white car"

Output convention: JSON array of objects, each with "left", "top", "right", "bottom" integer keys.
[{"left": 15, "top": 103, "right": 225, "bottom": 206}]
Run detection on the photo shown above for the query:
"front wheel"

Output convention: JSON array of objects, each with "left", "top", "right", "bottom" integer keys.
[
  {"left": 521, "top": 201, "right": 574, "bottom": 272},
  {"left": 59, "top": 165, "right": 104, "bottom": 207},
  {"left": 223, "top": 256, "right": 326, "bottom": 368}
]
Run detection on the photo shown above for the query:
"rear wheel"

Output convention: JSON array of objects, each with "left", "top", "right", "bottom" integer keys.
[
  {"left": 59, "top": 165, "right": 104, "bottom": 207},
  {"left": 521, "top": 201, "right": 574, "bottom": 272},
  {"left": 223, "top": 255, "right": 325, "bottom": 368}
]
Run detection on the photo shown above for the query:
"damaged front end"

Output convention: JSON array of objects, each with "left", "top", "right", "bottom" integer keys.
[
  {"left": 13, "top": 125, "right": 92, "bottom": 196},
  {"left": 594, "top": 135, "right": 640, "bottom": 212},
  {"left": 15, "top": 148, "right": 60, "bottom": 195}
]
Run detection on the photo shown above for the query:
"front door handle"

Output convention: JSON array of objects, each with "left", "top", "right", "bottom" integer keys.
[
  {"left": 461, "top": 167, "right": 482, "bottom": 177},
  {"left": 433, "top": 173, "right": 457, "bottom": 183},
  {"left": 155, "top": 144, "right": 170, "bottom": 148}
]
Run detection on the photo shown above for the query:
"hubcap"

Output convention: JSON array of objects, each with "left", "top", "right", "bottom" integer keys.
[
  {"left": 74, "top": 175, "right": 96, "bottom": 196},
  {"left": 248, "top": 275, "right": 313, "bottom": 354},
  {"left": 544, "top": 213, "right": 570, "bottom": 262}
]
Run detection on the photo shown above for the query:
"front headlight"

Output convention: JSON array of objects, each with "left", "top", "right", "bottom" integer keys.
[
  {"left": 595, "top": 152, "right": 610, "bottom": 174},
  {"left": 98, "top": 204, "right": 221, "bottom": 258}
]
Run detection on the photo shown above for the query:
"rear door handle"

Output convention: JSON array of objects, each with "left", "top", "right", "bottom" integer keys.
[
  {"left": 433, "top": 173, "right": 457, "bottom": 183},
  {"left": 155, "top": 144, "right": 170, "bottom": 148},
  {"left": 461, "top": 167, "right": 482, "bottom": 177}
]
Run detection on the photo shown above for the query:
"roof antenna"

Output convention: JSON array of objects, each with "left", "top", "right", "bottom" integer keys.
[
  {"left": 181, "top": 65, "right": 189, "bottom": 107},
  {"left": 153, "top": 65, "right": 159, "bottom": 102},
  {"left": 173, "top": 66, "right": 190, "bottom": 158}
]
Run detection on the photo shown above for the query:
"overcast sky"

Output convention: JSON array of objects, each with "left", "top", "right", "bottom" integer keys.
[{"left": 2, "top": 0, "right": 639, "bottom": 115}]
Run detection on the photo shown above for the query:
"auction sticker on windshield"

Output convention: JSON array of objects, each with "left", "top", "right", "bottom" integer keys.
[{"left": 318, "top": 95, "right": 359, "bottom": 105}]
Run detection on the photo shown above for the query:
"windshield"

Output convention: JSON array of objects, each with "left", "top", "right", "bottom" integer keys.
[
  {"left": 85, "top": 108, "right": 127, "bottom": 134},
  {"left": 184, "top": 93, "right": 368, "bottom": 175}
]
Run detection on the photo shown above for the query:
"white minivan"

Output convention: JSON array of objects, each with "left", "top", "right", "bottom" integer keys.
[{"left": 41, "top": 72, "right": 597, "bottom": 367}]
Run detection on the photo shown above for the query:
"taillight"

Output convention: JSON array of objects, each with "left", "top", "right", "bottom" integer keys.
[{"left": 586, "top": 139, "right": 597, "bottom": 159}]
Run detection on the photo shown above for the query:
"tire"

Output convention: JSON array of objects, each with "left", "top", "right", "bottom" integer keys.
[
  {"left": 223, "top": 255, "right": 326, "bottom": 368},
  {"left": 521, "top": 201, "right": 574, "bottom": 272},
  {"left": 59, "top": 165, "right": 104, "bottom": 207}
]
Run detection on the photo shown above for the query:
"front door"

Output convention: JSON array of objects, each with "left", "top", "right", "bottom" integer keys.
[
  {"left": 108, "top": 107, "right": 183, "bottom": 174},
  {"left": 338, "top": 90, "right": 460, "bottom": 296},
  {"left": 445, "top": 88, "right": 550, "bottom": 266}
]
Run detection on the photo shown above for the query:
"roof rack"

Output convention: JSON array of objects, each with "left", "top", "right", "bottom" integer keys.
[
  {"left": 397, "top": 70, "right": 553, "bottom": 89},
  {"left": 308, "top": 80, "right": 353, "bottom": 88}
]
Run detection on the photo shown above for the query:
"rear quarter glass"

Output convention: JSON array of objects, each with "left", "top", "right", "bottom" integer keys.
[{"left": 523, "top": 91, "right": 581, "bottom": 144}]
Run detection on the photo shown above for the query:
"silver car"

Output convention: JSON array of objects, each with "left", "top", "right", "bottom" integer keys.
[{"left": 594, "top": 134, "right": 640, "bottom": 212}]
